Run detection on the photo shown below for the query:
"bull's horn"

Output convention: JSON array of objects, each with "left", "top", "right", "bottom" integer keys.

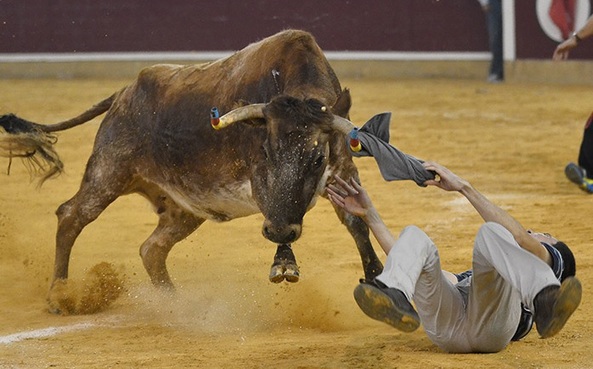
[
  {"left": 212, "top": 104, "right": 266, "bottom": 130},
  {"left": 331, "top": 115, "right": 357, "bottom": 135},
  {"left": 331, "top": 115, "right": 362, "bottom": 152}
]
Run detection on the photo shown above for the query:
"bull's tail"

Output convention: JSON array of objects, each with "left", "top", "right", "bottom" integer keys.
[{"left": 0, "top": 93, "right": 116, "bottom": 186}]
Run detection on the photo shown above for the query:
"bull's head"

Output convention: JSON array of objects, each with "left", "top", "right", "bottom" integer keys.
[{"left": 212, "top": 92, "right": 356, "bottom": 244}]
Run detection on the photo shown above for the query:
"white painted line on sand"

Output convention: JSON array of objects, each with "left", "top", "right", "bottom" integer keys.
[{"left": 0, "top": 323, "right": 94, "bottom": 344}]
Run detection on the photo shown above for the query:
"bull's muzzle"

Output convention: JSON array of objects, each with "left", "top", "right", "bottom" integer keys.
[{"left": 262, "top": 220, "right": 302, "bottom": 244}]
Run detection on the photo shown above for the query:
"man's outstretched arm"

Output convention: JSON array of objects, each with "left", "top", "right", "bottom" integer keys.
[{"left": 422, "top": 161, "right": 551, "bottom": 265}]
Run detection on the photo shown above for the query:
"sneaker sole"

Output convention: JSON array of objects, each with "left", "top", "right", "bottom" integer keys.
[
  {"left": 539, "top": 277, "right": 582, "bottom": 339},
  {"left": 353, "top": 284, "right": 420, "bottom": 332},
  {"left": 565, "top": 163, "right": 585, "bottom": 185}
]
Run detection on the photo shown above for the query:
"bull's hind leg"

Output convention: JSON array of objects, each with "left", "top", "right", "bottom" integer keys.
[
  {"left": 53, "top": 180, "right": 124, "bottom": 285},
  {"left": 269, "top": 244, "right": 300, "bottom": 283},
  {"left": 49, "top": 166, "right": 131, "bottom": 314},
  {"left": 139, "top": 192, "right": 203, "bottom": 289}
]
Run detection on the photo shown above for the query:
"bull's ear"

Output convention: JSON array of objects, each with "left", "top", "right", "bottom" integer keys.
[{"left": 331, "top": 88, "right": 352, "bottom": 118}]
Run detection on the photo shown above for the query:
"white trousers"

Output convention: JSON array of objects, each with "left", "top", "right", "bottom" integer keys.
[{"left": 375, "top": 222, "right": 560, "bottom": 353}]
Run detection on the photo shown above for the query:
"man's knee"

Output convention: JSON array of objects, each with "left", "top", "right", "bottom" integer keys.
[
  {"left": 477, "top": 222, "right": 511, "bottom": 239},
  {"left": 398, "top": 225, "right": 437, "bottom": 254},
  {"left": 400, "top": 225, "right": 429, "bottom": 240},
  {"left": 475, "top": 222, "right": 516, "bottom": 252}
]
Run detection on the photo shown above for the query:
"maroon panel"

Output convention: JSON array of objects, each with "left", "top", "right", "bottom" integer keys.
[
  {"left": 515, "top": 0, "right": 593, "bottom": 59},
  {"left": 0, "top": 0, "right": 489, "bottom": 53}
]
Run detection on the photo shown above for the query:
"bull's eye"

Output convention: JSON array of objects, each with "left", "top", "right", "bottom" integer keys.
[{"left": 314, "top": 155, "right": 325, "bottom": 168}]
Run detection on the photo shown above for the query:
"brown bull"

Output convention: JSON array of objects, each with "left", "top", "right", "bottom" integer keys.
[{"left": 0, "top": 30, "right": 383, "bottom": 309}]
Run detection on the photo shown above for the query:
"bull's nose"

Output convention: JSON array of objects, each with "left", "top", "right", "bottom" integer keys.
[{"left": 262, "top": 221, "right": 302, "bottom": 244}]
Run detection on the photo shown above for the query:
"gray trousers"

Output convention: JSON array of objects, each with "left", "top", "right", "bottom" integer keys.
[{"left": 375, "top": 222, "right": 560, "bottom": 353}]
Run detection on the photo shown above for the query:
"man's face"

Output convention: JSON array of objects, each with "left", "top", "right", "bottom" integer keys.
[{"left": 527, "top": 230, "right": 559, "bottom": 245}]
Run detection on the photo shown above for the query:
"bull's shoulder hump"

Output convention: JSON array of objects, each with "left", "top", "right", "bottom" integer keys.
[
  {"left": 270, "top": 29, "right": 315, "bottom": 43},
  {"left": 261, "top": 29, "right": 319, "bottom": 52},
  {"left": 139, "top": 63, "right": 183, "bottom": 75},
  {"left": 237, "top": 29, "right": 319, "bottom": 58}
]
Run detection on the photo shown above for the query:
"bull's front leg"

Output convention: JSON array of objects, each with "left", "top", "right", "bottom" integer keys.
[
  {"left": 269, "top": 244, "right": 300, "bottom": 283},
  {"left": 343, "top": 213, "right": 384, "bottom": 280}
]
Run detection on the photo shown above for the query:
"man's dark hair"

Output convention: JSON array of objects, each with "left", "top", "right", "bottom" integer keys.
[{"left": 555, "top": 241, "right": 576, "bottom": 281}]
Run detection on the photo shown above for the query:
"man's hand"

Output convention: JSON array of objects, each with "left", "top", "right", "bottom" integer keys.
[
  {"left": 552, "top": 14, "right": 593, "bottom": 60},
  {"left": 553, "top": 37, "right": 578, "bottom": 61},
  {"left": 326, "top": 175, "right": 373, "bottom": 218},
  {"left": 327, "top": 175, "right": 398, "bottom": 255},
  {"left": 422, "top": 161, "right": 469, "bottom": 192}
]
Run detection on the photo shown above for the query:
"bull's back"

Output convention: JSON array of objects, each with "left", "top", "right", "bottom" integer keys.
[
  {"left": 98, "top": 29, "right": 341, "bottom": 163},
  {"left": 137, "top": 30, "right": 340, "bottom": 107},
  {"left": 90, "top": 30, "right": 344, "bottom": 217}
]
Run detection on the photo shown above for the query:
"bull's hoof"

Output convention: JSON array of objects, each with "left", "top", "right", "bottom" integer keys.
[
  {"left": 47, "top": 305, "right": 63, "bottom": 315},
  {"left": 283, "top": 265, "right": 300, "bottom": 283},
  {"left": 269, "top": 265, "right": 286, "bottom": 283},
  {"left": 269, "top": 264, "right": 300, "bottom": 283}
]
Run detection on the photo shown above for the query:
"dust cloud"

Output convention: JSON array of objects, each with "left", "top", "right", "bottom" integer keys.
[{"left": 46, "top": 262, "right": 125, "bottom": 315}]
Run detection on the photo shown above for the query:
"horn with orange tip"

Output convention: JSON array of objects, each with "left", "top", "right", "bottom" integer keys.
[
  {"left": 211, "top": 104, "right": 266, "bottom": 130},
  {"left": 330, "top": 115, "right": 362, "bottom": 152}
]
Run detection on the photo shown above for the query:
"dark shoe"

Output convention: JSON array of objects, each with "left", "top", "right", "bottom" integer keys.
[
  {"left": 565, "top": 163, "right": 593, "bottom": 193},
  {"left": 534, "top": 277, "right": 582, "bottom": 338},
  {"left": 353, "top": 279, "right": 420, "bottom": 332}
]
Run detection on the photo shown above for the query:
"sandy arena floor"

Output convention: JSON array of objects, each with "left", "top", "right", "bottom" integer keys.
[{"left": 0, "top": 76, "right": 592, "bottom": 368}]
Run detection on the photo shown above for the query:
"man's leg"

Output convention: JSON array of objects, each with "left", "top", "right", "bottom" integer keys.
[
  {"left": 353, "top": 225, "right": 426, "bottom": 332},
  {"left": 466, "top": 223, "right": 560, "bottom": 351},
  {"left": 356, "top": 226, "right": 466, "bottom": 349},
  {"left": 377, "top": 225, "right": 464, "bottom": 327}
]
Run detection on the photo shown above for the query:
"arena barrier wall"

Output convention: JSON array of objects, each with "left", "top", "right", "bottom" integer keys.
[{"left": 0, "top": 0, "right": 591, "bottom": 84}]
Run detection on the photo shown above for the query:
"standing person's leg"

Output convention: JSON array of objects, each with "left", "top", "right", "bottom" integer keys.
[
  {"left": 565, "top": 111, "right": 593, "bottom": 192},
  {"left": 577, "top": 112, "right": 593, "bottom": 177},
  {"left": 487, "top": 0, "right": 504, "bottom": 81},
  {"left": 466, "top": 222, "right": 559, "bottom": 352}
]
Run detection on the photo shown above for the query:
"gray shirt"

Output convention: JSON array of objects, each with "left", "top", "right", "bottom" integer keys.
[{"left": 350, "top": 112, "right": 435, "bottom": 186}]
